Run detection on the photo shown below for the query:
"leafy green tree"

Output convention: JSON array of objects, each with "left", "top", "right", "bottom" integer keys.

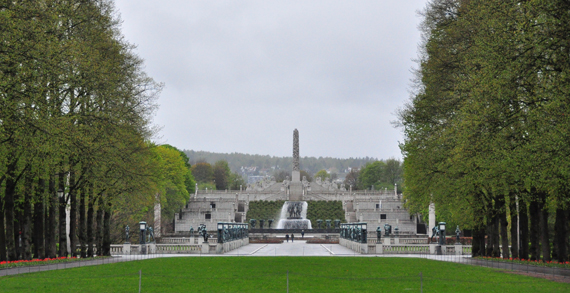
[
  {"left": 314, "top": 170, "right": 330, "bottom": 181},
  {"left": 191, "top": 162, "right": 213, "bottom": 183}
]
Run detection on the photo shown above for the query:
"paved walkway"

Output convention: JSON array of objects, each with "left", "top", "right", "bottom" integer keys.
[{"left": 225, "top": 240, "right": 356, "bottom": 256}]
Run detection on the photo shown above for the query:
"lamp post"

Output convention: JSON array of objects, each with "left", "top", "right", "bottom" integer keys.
[
  {"left": 57, "top": 188, "right": 66, "bottom": 257},
  {"left": 139, "top": 221, "right": 147, "bottom": 254},
  {"left": 217, "top": 223, "right": 224, "bottom": 244},
  {"left": 438, "top": 222, "right": 446, "bottom": 245}
]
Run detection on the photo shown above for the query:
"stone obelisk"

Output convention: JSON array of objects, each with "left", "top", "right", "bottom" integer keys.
[
  {"left": 289, "top": 129, "right": 303, "bottom": 200},
  {"left": 292, "top": 129, "right": 300, "bottom": 182}
]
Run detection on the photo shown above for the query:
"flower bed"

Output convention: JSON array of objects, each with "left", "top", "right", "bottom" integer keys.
[
  {"left": 306, "top": 238, "right": 339, "bottom": 244},
  {"left": 475, "top": 256, "right": 570, "bottom": 269},
  {"left": 0, "top": 256, "right": 110, "bottom": 269},
  {"left": 249, "top": 238, "right": 283, "bottom": 244}
]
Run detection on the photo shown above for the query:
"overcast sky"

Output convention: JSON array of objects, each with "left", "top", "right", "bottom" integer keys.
[{"left": 113, "top": 0, "right": 428, "bottom": 160}]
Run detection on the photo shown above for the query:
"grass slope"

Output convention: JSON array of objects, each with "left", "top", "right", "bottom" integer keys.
[{"left": 0, "top": 257, "right": 567, "bottom": 292}]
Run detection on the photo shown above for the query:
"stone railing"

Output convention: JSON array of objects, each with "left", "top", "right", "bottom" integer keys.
[
  {"left": 160, "top": 237, "right": 199, "bottom": 244},
  {"left": 156, "top": 244, "right": 202, "bottom": 253},
  {"left": 380, "top": 245, "right": 430, "bottom": 254}
]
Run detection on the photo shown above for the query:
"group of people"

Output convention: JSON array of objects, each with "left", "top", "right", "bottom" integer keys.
[{"left": 285, "top": 230, "right": 304, "bottom": 242}]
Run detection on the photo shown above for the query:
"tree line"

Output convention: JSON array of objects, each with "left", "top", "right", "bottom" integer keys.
[
  {"left": 191, "top": 160, "right": 245, "bottom": 191},
  {"left": 398, "top": 0, "right": 570, "bottom": 261},
  {"left": 0, "top": 1, "right": 192, "bottom": 261},
  {"left": 185, "top": 150, "right": 378, "bottom": 175}
]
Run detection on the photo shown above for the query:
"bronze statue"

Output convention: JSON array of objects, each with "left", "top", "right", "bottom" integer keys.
[
  {"left": 455, "top": 225, "right": 461, "bottom": 243},
  {"left": 125, "top": 225, "right": 130, "bottom": 243},
  {"left": 376, "top": 226, "right": 382, "bottom": 241}
]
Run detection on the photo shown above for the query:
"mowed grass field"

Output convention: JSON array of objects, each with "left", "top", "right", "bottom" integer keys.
[{"left": 0, "top": 256, "right": 568, "bottom": 292}]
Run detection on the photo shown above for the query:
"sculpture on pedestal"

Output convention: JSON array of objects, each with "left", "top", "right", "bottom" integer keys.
[
  {"left": 125, "top": 225, "right": 130, "bottom": 243},
  {"left": 455, "top": 225, "right": 461, "bottom": 243},
  {"left": 268, "top": 219, "right": 274, "bottom": 228}
]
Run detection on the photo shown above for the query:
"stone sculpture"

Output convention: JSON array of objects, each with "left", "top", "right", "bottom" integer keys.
[
  {"left": 268, "top": 219, "right": 274, "bottom": 228},
  {"left": 293, "top": 129, "right": 299, "bottom": 171}
]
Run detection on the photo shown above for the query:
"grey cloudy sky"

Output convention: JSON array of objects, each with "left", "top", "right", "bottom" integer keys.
[{"left": 114, "top": 0, "right": 427, "bottom": 160}]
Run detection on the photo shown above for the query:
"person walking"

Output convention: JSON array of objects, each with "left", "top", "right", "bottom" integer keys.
[
  {"left": 285, "top": 234, "right": 289, "bottom": 242},
  {"left": 291, "top": 234, "right": 295, "bottom": 242},
  {"left": 301, "top": 230, "right": 305, "bottom": 239}
]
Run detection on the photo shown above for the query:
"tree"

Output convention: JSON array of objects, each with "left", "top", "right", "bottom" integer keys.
[
  {"left": 213, "top": 161, "right": 231, "bottom": 190},
  {"left": 314, "top": 170, "right": 330, "bottom": 182},
  {"left": 344, "top": 169, "right": 360, "bottom": 190},
  {"left": 191, "top": 163, "right": 213, "bottom": 183}
]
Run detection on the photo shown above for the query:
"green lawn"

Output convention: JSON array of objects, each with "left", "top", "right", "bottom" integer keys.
[{"left": 0, "top": 257, "right": 567, "bottom": 292}]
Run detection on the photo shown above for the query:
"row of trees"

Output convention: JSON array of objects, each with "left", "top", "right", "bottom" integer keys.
[
  {"left": 191, "top": 160, "right": 245, "bottom": 191},
  {"left": 340, "top": 159, "right": 403, "bottom": 191},
  {"left": 398, "top": 0, "right": 570, "bottom": 261},
  {"left": 0, "top": 1, "right": 191, "bottom": 261},
  {"left": 185, "top": 150, "right": 378, "bottom": 175}
]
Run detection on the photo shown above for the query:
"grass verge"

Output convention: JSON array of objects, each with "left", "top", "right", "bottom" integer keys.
[{"left": 0, "top": 256, "right": 568, "bottom": 292}]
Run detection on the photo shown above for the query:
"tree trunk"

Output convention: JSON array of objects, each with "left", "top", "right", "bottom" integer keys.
[
  {"left": 5, "top": 157, "right": 18, "bottom": 260},
  {"left": 33, "top": 177, "right": 45, "bottom": 259},
  {"left": 553, "top": 208, "right": 567, "bottom": 262},
  {"left": 0, "top": 177, "right": 6, "bottom": 261},
  {"left": 539, "top": 196, "right": 550, "bottom": 262},
  {"left": 529, "top": 198, "right": 540, "bottom": 261},
  {"left": 14, "top": 200, "right": 22, "bottom": 260},
  {"left": 68, "top": 166, "right": 76, "bottom": 257},
  {"left": 519, "top": 201, "right": 529, "bottom": 260},
  {"left": 79, "top": 184, "right": 87, "bottom": 258},
  {"left": 492, "top": 210, "right": 501, "bottom": 257},
  {"left": 45, "top": 174, "right": 57, "bottom": 258},
  {"left": 21, "top": 174, "right": 33, "bottom": 260},
  {"left": 472, "top": 225, "right": 485, "bottom": 257},
  {"left": 96, "top": 196, "right": 103, "bottom": 255},
  {"left": 102, "top": 201, "right": 112, "bottom": 256},
  {"left": 498, "top": 197, "right": 509, "bottom": 259},
  {"left": 509, "top": 197, "right": 518, "bottom": 259},
  {"left": 58, "top": 169, "right": 67, "bottom": 257},
  {"left": 87, "top": 189, "right": 94, "bottom": 257}
]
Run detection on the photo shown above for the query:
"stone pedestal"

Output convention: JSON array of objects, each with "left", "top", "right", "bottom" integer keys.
[
  {"left": 383, "top": 237, "right": 390, "bottom": 245},
  {"left": 123, "top": 243, "right": 131, "bottom": 255},
  {"left": 201, "top": 242, "right": 209, "bottom": 254},
  {"left": 292, "top": 170, "right": 300, "bottom": 182},
  {"left": 429, "top": 244, "right": 437, "bottom": 254},
  {"left": 148, "top": 243, "right": 156, "bottom": 254},
  {"left": 394, "top": 237, "right": 400, "bottom": 245},
  {"left": 376, "top": 244, "right": 383, "bottom": 254},
  {"left": 454, "top": 245, "right": 462, "bottom": 255}
]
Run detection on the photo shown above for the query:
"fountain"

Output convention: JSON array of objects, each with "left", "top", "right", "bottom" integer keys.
[{"left": 276, "top": 201, "right": 312, "bottom": 229}]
